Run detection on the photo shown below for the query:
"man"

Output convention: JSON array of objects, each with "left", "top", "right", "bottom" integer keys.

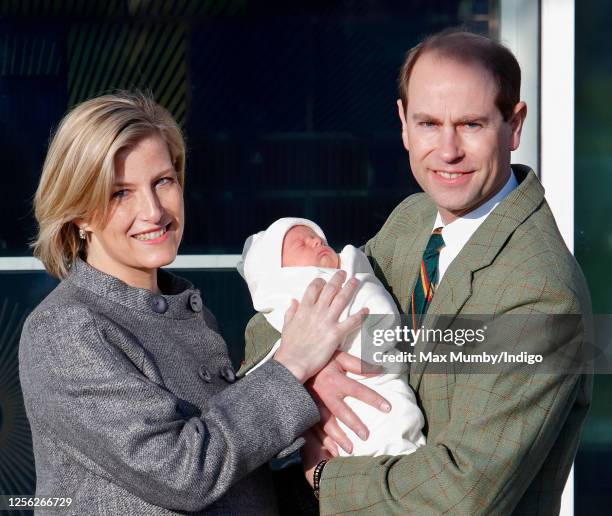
[{"left": 242, "top": 31, "right": 592, "bottom": 514}]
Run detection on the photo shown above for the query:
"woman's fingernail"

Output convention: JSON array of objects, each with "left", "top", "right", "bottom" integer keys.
[
  {"left": 358, "top": 431, "right": 368, "bottom": 441},
  {"left": 381, "top": 402, "right": 391, "bottom": 412}
]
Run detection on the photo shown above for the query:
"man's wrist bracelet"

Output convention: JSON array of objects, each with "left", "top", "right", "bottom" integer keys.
[{"left": 313, "top": 459, "right": 328, "bottom": 499}]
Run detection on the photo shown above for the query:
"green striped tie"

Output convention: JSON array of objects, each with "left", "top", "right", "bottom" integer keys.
[{"left": 408, "top": 227, "right": 445, "bottom": 329}]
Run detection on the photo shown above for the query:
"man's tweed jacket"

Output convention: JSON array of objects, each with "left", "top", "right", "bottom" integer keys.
[
  {"left": 242, "top": 165, "right": 593, "bottom": 515},
  {"left": 19, "top": 258, "right": 319, "bottom": 515}
]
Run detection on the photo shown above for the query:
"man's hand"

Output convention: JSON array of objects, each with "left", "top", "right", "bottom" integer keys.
[
  {"left": 301, "top": 430, "right": 332, "bottom": 488},
  {"left": 306, "top": 351, "right": 391, "bottom": 454}
]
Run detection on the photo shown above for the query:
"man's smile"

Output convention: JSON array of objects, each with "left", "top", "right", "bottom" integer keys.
[{"left": 430, "top": 169, "right": 475, "bottom": 184}]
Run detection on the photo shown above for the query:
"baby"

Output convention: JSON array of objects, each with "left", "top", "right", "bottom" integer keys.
[{"left": 237, "top": 217, "right": 425, "bottom": 457}]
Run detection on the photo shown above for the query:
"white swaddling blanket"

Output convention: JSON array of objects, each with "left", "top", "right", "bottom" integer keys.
[{"left": 238, "top": 218, "right": 425, "bottom": 457}]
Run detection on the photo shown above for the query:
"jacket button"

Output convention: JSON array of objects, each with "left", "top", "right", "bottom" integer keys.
[
  {"left": 151, "top": 295, "right": 168, "bottom": 314},
  {"left": 189, "top": 293, "right": 203, "bottom": 313},
  {"left": 218, "top": 365, "right": 236, "bottom": 383},
  {"left": 198, "top": 365, "right": 212, "bottom": 383}
]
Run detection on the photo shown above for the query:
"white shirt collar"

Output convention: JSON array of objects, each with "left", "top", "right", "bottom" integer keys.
[{"left": 434, "top": 169, "right": 518, "bottom": 281}]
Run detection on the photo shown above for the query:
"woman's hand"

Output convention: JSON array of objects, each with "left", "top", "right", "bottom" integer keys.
[
  {"left": 307, "top": 351, "right": 391, "bottom": 454},
  {"left": 274, "top": 270, "right": 368, "bottom": 384}
]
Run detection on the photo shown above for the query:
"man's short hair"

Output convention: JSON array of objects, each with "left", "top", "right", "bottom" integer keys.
[{"left": 398, "top": 30, "right": 521, "bottom": 121}]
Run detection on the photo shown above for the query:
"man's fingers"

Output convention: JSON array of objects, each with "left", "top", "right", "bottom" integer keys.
[
  {"left": 314, "top": 357, "right": 390, "bottom": 412},
  {"left": 318, "top": 405, "right": 353, "bottom": 454},
  {"left": 335, "top": 351, "right": 383, "bottom": 376},
  {"left": 321, "top": 435, "right": 341, "bottom": 457},
  {"left": 324, "top": 397, "right": 369, "bottom": 442},
  {"left": 313, "top": 423, "right": 339, "bottom": 457},
  {"left": 334, "top": 351, "right": 364, "bottom": 372},
  {"left": 300, "top": 277, "right": 326, "bottom": 306},
  {"left": 347, "top": 380, "right": 392, "bottom": 413}
]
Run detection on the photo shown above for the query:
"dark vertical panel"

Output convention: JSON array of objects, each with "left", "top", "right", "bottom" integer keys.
[
  {"left": 0, "top": 273, "right": 58, "bottom": 504},
  {"left": 575, "top": 0, "right": 612, "bottom": 512}
]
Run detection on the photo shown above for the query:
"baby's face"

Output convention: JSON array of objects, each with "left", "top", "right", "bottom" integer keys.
[{"left": 281, "top": 225, "right": 339, "bottom": 268}]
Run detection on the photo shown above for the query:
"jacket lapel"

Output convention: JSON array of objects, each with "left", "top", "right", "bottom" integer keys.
[
  {"left": 410, "top": 166, "right": 545, "bottom": 391},
  {"left": 392, "top": 202, "right": 437, "bottom": 315}
]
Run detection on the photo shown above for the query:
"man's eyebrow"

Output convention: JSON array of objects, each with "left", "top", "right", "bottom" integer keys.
[
  {"left": 411, "top": 113, "right": 491, "bottom": 125},
  {"left": 454, "top": 115, "right": 490, "bottom": 124},
  {"left": 411, "top": 112, "right": 440, "bottom": 122}
]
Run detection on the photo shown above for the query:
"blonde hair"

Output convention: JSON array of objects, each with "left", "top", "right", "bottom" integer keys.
[{"left": 32, "top": 91, "right": 186, "bottom": 279}]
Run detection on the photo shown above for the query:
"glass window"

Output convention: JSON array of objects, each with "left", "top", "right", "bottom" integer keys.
[
  {"left": 0, "top": 272, "right": 58, "bottom": 498},
  {"left": 0, "top": 0, "right": 496, "bottom": 255},
  {"left": 574, "top": 0, "right": 612, "bottom": 511}
]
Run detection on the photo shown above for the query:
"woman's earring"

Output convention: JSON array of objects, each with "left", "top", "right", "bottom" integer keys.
[{"left": 79, "top": 228, "right": 87, "bottom": 240}]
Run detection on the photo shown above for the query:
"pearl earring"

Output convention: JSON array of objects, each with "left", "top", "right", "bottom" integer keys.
[{"left": 79, "top": 228, "right": 86, "bottom": 240}]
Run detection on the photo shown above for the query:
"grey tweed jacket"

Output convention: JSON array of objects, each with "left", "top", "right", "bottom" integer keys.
[{"left": 19, "top": 258, "right": 319, "bottom": 515}]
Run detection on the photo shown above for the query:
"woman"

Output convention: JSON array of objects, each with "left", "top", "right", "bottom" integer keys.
[{"left": 19, "top": 92, "right": 365, "bottom": 515}]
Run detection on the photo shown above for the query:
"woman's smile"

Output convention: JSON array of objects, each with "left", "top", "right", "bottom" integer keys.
[{"left": 133, "top": 222, "right": 171, "bottom": 243}]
